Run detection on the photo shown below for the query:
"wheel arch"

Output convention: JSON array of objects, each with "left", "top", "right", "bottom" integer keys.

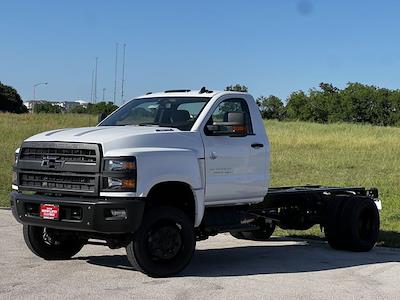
[{"left": 146, "top": 181, "right": 204, "bottom": 227}]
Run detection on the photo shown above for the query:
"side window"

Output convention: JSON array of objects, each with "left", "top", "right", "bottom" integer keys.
[{"left": 206, "top": 98, "right": 253, "bottom": 135}]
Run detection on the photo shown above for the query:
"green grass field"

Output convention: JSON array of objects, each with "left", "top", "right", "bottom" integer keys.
[{"left": 1, "top": 113, "right": 399, "bottom": 246}]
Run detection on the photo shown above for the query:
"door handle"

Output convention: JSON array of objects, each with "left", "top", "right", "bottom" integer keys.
[{"left": 251, "top": 143, "right": 264, "bottom": 149}]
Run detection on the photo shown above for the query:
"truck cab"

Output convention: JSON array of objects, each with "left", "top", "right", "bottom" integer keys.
[{"left": 11, "top": 88, "right": 380, "bottom": 278}]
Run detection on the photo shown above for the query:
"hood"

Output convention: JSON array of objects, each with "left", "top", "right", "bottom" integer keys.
[{"left": 25, "top": 126, "right": 204, "bottom": 158}]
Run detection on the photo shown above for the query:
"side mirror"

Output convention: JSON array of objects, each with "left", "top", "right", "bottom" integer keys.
[
  {"left": 206, "top": 112, "right": 248, "bottom": 136},
  {"left": 98, "top": 112, "right": 108, "bottom": 123}
]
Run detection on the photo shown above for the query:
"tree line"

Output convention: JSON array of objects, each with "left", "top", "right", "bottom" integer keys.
[
  {"left": 226, "top": 83, "right": 400, "bottom": 126},
  {"left": 33, "top": 101, "right": 118, "bottom": 115},
  {"left": 2, "top": 81, "right": 400, "bottom": 127}
]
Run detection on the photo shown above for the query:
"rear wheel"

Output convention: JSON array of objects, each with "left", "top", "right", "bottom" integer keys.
[
  {"left": 324, "top": 195, "right": 348, "bottom": 249},
  {"left": 325, "top": 196, "right": 379, "bottom": 252},
  {"left": 23, "top": 225, "right": 85, "bottom": 260},
  {"left": 126, "top": 207, "right": 195, "bottom": 277},
  {"left": 341, "top": 196, "right": 380, "bottom": 251}
]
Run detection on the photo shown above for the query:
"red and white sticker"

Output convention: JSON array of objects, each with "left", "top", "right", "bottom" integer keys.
[{"left": 40, "top": 204, "right": 59, "bottom": 220}]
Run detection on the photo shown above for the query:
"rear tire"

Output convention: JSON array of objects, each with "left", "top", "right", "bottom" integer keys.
[
  {"left": 341, "top": 196, "right": 380, "bottom": 251},
  {"left": 126, "top": 207, "right": 195, "bottom": 277},
  {"left": 325, "top": 196, "right": 379, "bottom": 252},
  {"left": 324, "top": 195, "right": 348, "bottom": 250},
  {"left": 23, "top": 225, "right": 85, "bottom": 260}
]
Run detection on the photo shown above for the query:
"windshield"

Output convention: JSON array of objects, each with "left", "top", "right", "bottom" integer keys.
[{"left": 99, "top": 97, "right": 210, "bottom": 131}]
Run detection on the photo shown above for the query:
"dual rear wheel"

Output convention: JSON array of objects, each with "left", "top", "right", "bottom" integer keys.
[{"left": 324, "top": 195, "right": 380, "bottom": 251}]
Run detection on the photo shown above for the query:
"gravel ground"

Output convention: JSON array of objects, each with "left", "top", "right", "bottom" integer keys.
[{"left": 1, "top": 209, "right": 399, "bottom": 299}]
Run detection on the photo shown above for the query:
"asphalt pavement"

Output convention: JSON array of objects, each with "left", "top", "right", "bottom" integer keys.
[{"left": 1, "top": 209, "right": 399, "bottom": 299}]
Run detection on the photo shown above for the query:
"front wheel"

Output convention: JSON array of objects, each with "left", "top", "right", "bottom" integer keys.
[
  {"left": 126, "top": 207, "right": 195, "bottom": 277},
  {"left": 23, "top": 225, "right": 85, "bottom": 260}
]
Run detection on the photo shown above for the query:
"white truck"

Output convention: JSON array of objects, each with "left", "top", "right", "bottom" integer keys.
[{"left": 11, "top": 88, "right": 381, "bottom": 277}]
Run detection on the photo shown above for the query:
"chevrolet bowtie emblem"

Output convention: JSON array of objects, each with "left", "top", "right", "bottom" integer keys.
[{"left": 41, "top": 156, "right": 64, "bottom": 169}]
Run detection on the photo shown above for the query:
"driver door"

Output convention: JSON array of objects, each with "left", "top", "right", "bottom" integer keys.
[{"left": 202, "top": 98, "right": 266, "bottom": 205}]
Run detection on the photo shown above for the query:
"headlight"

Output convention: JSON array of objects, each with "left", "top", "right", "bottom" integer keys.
[
  {"left": 101, "top": 157, "right": 136, "bottom": 192},
  {"left": 103, "top": 158, "right": 136, "bottom": 172}
]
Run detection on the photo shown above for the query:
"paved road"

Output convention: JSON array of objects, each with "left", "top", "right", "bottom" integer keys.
[{"left": 1, "top": 209, "right": 399, "bottom": 299}]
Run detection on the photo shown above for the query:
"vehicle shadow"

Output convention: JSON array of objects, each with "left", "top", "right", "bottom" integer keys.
[{"left": 76, "top": 237, "right": 400, "bottom": 277}]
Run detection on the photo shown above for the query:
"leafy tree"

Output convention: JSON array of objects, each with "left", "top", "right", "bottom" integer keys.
[
  {"left": 340, "top": 83, "right": 390, "bottom": 125},
  {"left": 256, "top": 95, "right": 285, "bottom": 120},
  {"left": 285, "top": 90, "right": 310, "bottom": 121},
  {"left": 87, "top": 102, "right": 118, "bottom": 115},
  {"left": 33, "top": 102, "right": 63, "bottom": 113},
  {"left": 0, "top": 82, "right": 27, "bottom": 113},
  {"left": 224, "top": 84, "right": 248, "bottom": 92}
]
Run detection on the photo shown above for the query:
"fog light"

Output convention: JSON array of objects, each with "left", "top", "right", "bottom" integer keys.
[
  {"left": 106, "top": 177, "right": 136, "bottom": 190},
  {"left": 110, "top": 209, "right": 127, "bottom": 218}
]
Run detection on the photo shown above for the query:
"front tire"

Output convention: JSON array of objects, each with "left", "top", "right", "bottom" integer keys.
[
  {"left": 126, "top": 207, "right": 195, "bottom": 277},
  {"left": 23, "top": 225, "right": 85, "bottom": 260}
]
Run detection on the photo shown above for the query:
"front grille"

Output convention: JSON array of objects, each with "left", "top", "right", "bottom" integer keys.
[
  {"left": 16, "top": 141, "right": 101, "bottom": 195},
  {"left": 20, "top": 147, "right": 97, "bottom": 163},
  {"left": 19, "top": 171, "right": 96, "bottom": 193}
]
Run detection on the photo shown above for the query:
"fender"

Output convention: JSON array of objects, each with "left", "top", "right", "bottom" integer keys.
[{"left": 104, "top": 147, "right": 205, "bottom": 226}]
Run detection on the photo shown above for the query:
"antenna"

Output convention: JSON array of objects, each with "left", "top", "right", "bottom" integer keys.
[
  {"left": 94, "top": 57, "right": 98, "bottom": 103},
  {"left": 113, "top": 43, "right": 118, "bottom": 104},
  {"left": 121, "top": 43, "right": 126, "bottom": 103},
  {"left": 90, "top": 69, "right": 94, "bottom": 103}
]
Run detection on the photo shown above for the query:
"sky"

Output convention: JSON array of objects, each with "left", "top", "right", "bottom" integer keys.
[{"left": 1, "top": 0, "right": 400, "bottom": 105}]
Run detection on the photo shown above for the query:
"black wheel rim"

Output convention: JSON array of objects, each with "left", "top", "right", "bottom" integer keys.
[
  {"left": 146, "top": 222, "right": 183, "bottom": 261},
  {"left": 41, "top": 228, "right": 61, "bottom": 246}
]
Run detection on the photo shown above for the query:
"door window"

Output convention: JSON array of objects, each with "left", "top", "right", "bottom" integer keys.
[{"left": 206, "top": 98, "right": 253, "bottom": 135}]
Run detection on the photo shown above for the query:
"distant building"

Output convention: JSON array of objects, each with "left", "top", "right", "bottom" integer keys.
[
  {"left": 54, "top": 101, "right": 88, "bottom": 111},
  {"left": 24, "top": 100, "right": 47, "bottom": 112},
  {"left": 24, "top": 100, "right": 89, "bottom": 113}
]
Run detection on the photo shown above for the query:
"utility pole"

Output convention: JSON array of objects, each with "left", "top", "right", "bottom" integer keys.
[
  {"left": 94, "top": 57, "right": 98, "bottom": 103},
  {"left": 113, "top": 43, "right": 118, "bottom": 104},
  {"left": 121, "top": 43, "right": 126, "bottom": 103},
  {"left": 102, "top": 88, "right": 106, "bottom": 101}
]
